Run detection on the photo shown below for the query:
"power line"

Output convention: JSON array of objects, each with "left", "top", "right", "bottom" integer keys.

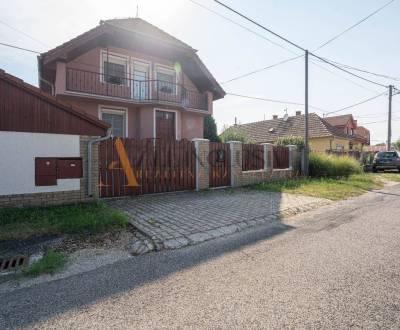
[
  {"left": 0, "top": 42, "right": 41, "bottom": 54},
  {"left": 314, "top": 0, "right": 396, "bottom": 51},
  {"left": 226, "top": 92, "right": 326, "bottom": 112},
  {"left": 187, "top": 0, "right": 299, "bottom": 56},
  {"left": 324, "top": 92, "right": 387, "bottom": 116},
  {"left": 0, "top": 19, "right": 50, "bottom": 48},
  {"left": 214, "top": 0, "right": 305, "bottom": 52},
  {"left": 214, "top": 0, "right": 391, "bottom": 89},
  {"left": 221, "top": 55, "right": 303, "bottom": 84}
]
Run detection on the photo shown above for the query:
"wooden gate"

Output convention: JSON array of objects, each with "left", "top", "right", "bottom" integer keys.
[
  {"left": 99, "top": 138, "right": 196, "bottom": 197},
  {"left": 209, "top": 142, "right": 231, "bottom": 187},
  {"left": 273, "top": 146, "right": 289, "bottom": 169}
]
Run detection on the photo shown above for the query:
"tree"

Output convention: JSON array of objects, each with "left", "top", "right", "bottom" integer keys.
[
  {"left": 394, "top": 139, "right": 400, "bottom": 150},
  {"left": 276, "top": 136, "right": 305, "bottom": 149},
  {"left": 219, "top": 126, "right": 252, "bottom": 143},
  {"left": 203, "top": 115, "right": 220, "bottom": 142}
]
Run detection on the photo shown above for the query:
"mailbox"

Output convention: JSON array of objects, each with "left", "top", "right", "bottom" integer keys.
[
  {"left": 35, "top": 158, "right": 57, "bottom": 186},
  {"left": 57, "top": 158, "right": 83, "bottom": 179}
]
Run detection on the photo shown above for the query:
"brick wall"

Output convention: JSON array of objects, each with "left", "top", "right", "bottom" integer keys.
[
  {"left": 193, "top": 140, "right": 299, "bottom": 190},
  {"left": 0, "top": 135, "right": 99, "bottom": 208}
]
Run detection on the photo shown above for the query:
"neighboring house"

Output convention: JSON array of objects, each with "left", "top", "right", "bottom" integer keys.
[
  {"left": 38, "top": 18, "right": 225, "bottom": 140},
  {"left": 0, "top": 69, "right": 109, "bottom": 207},
  {"left": 324, "top": 114, "right": 370, "bottom": 148},
  {"left": 230, "top": 112, "right": 364, "bottom": 152}
]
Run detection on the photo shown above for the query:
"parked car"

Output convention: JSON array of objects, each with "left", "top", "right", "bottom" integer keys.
[{"left": 372, "top": 151, "right": 400, "bottom": 172}]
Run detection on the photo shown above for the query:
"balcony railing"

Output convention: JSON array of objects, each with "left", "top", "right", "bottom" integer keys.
[{"left": 66, "top": 68, "right": 208, "bottom": 111}]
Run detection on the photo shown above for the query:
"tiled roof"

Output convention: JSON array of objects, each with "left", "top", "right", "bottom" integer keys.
[
  {"left": 324, "top": 114, "right": 354, "bottom": 127},
  {"left": 232, "top": 113, "right": 353, "bottom": 143}
]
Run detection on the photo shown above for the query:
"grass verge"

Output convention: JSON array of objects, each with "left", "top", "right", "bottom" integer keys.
[
  {"left": 23, "top": 250, "right": 67, "bottom": 277},
  {"left": 0, "top": 201, "right": 128, "bottom": 241},
  {"left": 379, "top": 173, "right": 400, "bottom": 182},
  {"left": 252, "top": 174, "right": 383, "bottom": 201}
]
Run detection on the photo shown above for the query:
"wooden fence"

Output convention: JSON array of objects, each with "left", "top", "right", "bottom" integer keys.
[
  {"left": 242, "top": 144, "right": 264, "bottom": 171},
  {"left": 99, "top": 138, "right": 196, "bottom": 197},
  {"left": 273, "top": 146, "right": 289, "bottom": 169},
  {"left": 209, "top": 142, "right": 231, "bottom": 187}
]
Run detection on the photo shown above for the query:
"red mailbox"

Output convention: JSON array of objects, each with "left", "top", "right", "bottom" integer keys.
[
  {"left": 35, "top": 158, "right": 57, "bottom": 186},
  {"left": 57, "top": 158, "right": 83, "bottom": 179}
]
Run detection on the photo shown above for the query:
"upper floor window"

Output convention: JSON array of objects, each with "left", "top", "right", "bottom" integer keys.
[
  {"left": 156, "top": 67, "right": 176, "bottom": 94},
  {"left": 101, "top": 52, "right": 128, "bottom": 86}
]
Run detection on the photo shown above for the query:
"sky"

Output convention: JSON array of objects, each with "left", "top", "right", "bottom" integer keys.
[{"left": 1, "top": 0, "right": 399, "bottom": 144}]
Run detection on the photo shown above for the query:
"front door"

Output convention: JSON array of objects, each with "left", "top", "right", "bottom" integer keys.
[{"left": 156, "top": 110, "right": 175, "bottom": 140}]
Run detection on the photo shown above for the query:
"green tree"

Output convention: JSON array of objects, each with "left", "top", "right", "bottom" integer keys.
[
  {"left": 276, "top": 136, "right": 305, "bottom": 149},
  {"left": 219, "top": 126, "right": 252, "bottom": 143},
  {"left": 393, "top": 139, "right": 400, "bottom": 150},
  {"left": 203, "top": 115, "right": 220, "bottom": 142}
]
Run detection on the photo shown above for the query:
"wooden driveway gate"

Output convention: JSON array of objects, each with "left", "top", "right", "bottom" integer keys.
[
  {"left": 209, "top": 142, "right": 231, "bottom": 188},
  {"left": 99, "top": 138, "right": 196, "bottom": 197}
]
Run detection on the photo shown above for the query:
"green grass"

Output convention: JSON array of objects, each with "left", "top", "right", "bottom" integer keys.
[
  {"left": 379, "top": 173, "right": 400, "bottom": 182},
  {"left": 0, "top": 201, "right": 128, "bottom": 241},
  {"left": 309, "top": 153, "right": 362, "bottom": 178},
  {"left": 253, "top": 174, "right": 383, "bottom": 201},
  {"left": 23, "top": 250, "right": 67, "bottom": 277}
]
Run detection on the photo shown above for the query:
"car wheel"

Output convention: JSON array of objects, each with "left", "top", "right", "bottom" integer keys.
[{"left": 373, "top": 166, "right": 378, "bottom": 173}]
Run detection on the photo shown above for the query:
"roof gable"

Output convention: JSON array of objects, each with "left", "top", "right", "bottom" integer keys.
[
  {"left": 0, "top": 69, "right": 109, "bottom": 136},
  {"left": 324, "top": 114, "right": 356, "bottom": 128}
]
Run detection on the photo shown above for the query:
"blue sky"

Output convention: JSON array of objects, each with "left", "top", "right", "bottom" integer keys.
[{"left": 1, "top": 0, "right": 399, "bottom": 143}]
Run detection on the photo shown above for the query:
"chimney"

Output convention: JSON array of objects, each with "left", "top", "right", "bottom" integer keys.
[
  {"left": 272, "top": 115, "right": 278, "bottom": 120},
  {"left": 296, "top": 111, "right": 301, "bottom": 116}
]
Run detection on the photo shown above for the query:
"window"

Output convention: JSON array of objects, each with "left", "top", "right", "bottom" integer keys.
[
  {"left": 101, "top": 52, "right": 128, "bottom": 86},
  {"left": 156, "top": 68, "right": 176, "bottom": 94},
  {"left": 100, "top": 108, "right": 127, "bottom": 137}
]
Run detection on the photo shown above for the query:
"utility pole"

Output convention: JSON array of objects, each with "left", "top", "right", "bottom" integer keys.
[
  {"left": 304, "top": 50, "right": 309, "bottom": 176},
  {"left": 387, "top": 85, "right": 393, "bottom": 151}
]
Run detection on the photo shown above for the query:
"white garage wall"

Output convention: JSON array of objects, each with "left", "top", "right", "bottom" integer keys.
[{"left": 0, "top": 131, "right": 80, "bottom": 196}]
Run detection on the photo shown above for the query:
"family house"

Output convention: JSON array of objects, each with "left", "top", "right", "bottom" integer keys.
[
  {"left": 38, "top": 18, "right": 225, "bottom": 140},
  {"left": 230, "top": 112, "right": 366, "bottom": 152},
  {"left": 324, "top": 114, "right": 370, "bottom": 149}
]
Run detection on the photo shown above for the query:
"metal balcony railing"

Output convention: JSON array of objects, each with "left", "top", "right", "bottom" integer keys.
[{"left": 65, "top": 68, "right": 208, "bottom": 111}]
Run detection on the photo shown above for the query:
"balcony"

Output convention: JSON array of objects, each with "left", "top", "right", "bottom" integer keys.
[{"left": 65, "top": 68, "right": 208, "bottom": 111}]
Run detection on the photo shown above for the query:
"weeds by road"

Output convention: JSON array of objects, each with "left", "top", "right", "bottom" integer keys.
[
  {"left": 253, "top": 174, "right": 383, "bottom": 201},
  {"left": 0, "top": 201, "right": 128, "bottom": 241},
  {"left": 23, "top": 250, "right": 67, "bottom": 277}
]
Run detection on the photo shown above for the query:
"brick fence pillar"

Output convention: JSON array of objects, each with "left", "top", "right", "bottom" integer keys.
[
  {"left": 262, "top": 143, "right": 274, "bottom": 172},
  {"left": 192, "top": 138, "right": 209, "bottom": 191},
  {"left": 227, "top": 141, "right": 242, "bottom": 187}
]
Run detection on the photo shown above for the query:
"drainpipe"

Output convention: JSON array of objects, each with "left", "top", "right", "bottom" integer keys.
[{"left": 87, "top": 128, "right": 112, "bottom": 197}]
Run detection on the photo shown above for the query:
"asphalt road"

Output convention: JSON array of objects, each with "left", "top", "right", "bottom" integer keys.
[{"left": 1, "top": 184, "right": 400, "bottom": 329}]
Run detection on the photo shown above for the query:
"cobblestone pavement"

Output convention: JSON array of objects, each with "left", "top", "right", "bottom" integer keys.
[{"left": 108, "top": 189, "right": 330, "bottom": 251}]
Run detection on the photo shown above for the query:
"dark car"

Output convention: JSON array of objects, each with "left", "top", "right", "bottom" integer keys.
[{"left": 373, "top": 151, "right": 400, "bottom": 172}]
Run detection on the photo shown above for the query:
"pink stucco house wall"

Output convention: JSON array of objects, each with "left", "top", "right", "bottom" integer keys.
[{"left": 38, "top": 18, "right": 225, "bottom": 140}]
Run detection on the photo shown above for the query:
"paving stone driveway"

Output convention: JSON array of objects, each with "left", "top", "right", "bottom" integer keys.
[{"left": 108, "top": 189, "right": 330, "bottom": 251}]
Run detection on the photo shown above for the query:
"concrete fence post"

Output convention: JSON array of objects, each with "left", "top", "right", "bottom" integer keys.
[
  {"left": 192, "top": 138, "right": 209, "bottom": 191},
  {"left": 261, "top": 143, "right": 274, "bottom": 172},
  {"left": 227, "top": 141, "right": 242, "bottom": 187},
  {"left": 287, "top": 145, "right": 297, "bottom": 170}
]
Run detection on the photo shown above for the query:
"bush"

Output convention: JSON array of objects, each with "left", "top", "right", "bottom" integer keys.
[
  {"left": 219, "top": 127, "right": 253, "bottom": 143},
  {"left": 309, "top": 153, "right": 362, "bottom": 178},
  {"left": 276, "top": 136, "right": 305, "bottom": 149}
]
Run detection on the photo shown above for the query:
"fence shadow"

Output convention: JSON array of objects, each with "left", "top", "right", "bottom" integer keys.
[{"left": 1, "top": 218, "right": 292, "bottom": 328}]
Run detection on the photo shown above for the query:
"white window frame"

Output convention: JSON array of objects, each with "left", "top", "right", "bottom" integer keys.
[
  {"left": 98, "top": 105, "right": 129, "bottom": 138},
  {"left": 153, "top": 108, "right": 178, "bottom": 140},
  {"left": 131, "top": 59, "right": 151, "bottom": 99},
  {"left": 154, "top": 64, "right": 178, "bottom": 95},
  {"left": 99, "top": 50, "right": 129, "bottom": 85}
]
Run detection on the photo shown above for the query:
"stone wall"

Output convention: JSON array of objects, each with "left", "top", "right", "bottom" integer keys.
[{"left": 0, "top": 135, "right": 99, "bottom": 208}]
